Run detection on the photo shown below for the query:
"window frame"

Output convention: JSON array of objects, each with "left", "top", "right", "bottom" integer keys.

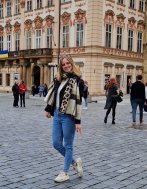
[
  {"left": 128, "top": 29, "right": 133, "bottom": 51},
  {"left": 0, "top": 3, "right": 3, "bottom": 18},
  {"left": 26, "top": 31, "right": 32, "bottom": 49},
  {"left": 137, "top": 32, "right": 143, "bottom": 53},
  {"left": 130, "top": 0, "right": 135, "bottom": 9},
  {"left": 15, "top": 33, "right": 20, "bottom": 51},
  {"left": 6, "top": 73, "right": 10, "bottom": 87},
  {"left": 35, "top": 29, "right": 42, "bottom": 49},
  {"left": 47, "top": 0, "right": 53, "bottom": 6},
  {"left": 6, "top": 1, "right": 11, "bottom": 17},
  {"left": 62, "top": 25, "right": 69, "bottom": 48},
  {"left": 105, "top": 24, "right": 112, "bottom": 48},
  {"left": 46, "top": 27, "right": 53, "bottom": 48},
  {"left": 36, "top": 0, "right": 42, "bottom": 9},
  {"left": 76, "top": 22, "right": 84, "bottom": 47},
  {"left": 26, "top": 0, "right": 32, "bottom": 11},
  {"left": 116, "top": 27, "right": 123, "bottom": 49},
  {"left": 15, "top": 0, "right": 20, "bottom": 14},
  {"left": 0, "top": 36, "right": 3, "bottom": 51},
  {"left": 139, "top": 0, "right": 144, "bottom": 11},
  {"left": 7, "top": 34, "right": 11, "bottom": 51}
]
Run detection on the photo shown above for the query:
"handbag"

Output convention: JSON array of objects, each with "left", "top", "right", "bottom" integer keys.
[{"left": 112, "top": 94, "right": 123, "bottom": 103}]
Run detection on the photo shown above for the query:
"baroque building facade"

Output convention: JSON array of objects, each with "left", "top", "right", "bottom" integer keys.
[{"left": 0, "top": 0, "right": 145, "bottom": 95}]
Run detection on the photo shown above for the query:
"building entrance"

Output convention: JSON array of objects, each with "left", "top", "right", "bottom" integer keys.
[{"left": 33, "top": 65, "right": 40, "bottom": 88}]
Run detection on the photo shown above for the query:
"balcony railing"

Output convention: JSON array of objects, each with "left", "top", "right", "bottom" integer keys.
[{"left": 8, "top": 48, "right": 52, "bottom": 58}]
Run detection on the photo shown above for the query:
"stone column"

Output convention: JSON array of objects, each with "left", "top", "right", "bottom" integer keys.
[
  {"left": 22, "top": 64, "right": 27, "bottom": 82},
  {"left": 40, "top": 64, "right": 44, "bottom": 84},
  {"left": 19, "top": 65, "right": 23, "bottom": 80},
  {"left": 44, "top": 64, "right": 49, "bottom": 85}
]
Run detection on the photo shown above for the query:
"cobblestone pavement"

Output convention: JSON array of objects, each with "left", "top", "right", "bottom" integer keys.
[{"left": 1, "top": 94, "right": 147, "bottom": 189}]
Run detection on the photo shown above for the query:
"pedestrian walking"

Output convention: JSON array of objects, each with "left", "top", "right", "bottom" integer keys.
[
  {"left": 12, "top": 80, "right": 19, "bottom": 107},
  {"left": 44, "top": 54, "right": 84, "bottom": 183},
  {"left": 104, "top": 78, "right": 119, "bottom": 124},
  {"left": 39, "top": 84, "right": 44, "bottom": 97},
  {"left": 83, "top": 81, "right": 89, "bottom": 110},
  {"left": 131, "top": 75, "right": 145, "bottom": 128},
  {"left": 19, "top": 80, "right": 27, "bottom": 107},
  {"left": 43, "top": 83, "right": 48, "bottom": 97}
]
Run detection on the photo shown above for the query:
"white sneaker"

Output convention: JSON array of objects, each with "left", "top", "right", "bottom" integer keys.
[
  {"left": 74, "top": 158, "right": 83, "bottom": 177},
  {"left": 54, "top": 171, "right": 69, "bottom": 183}
]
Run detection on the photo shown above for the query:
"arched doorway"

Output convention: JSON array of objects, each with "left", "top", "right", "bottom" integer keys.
[{"left": 33, "top": 65, "right": 40, "bottom": 89}]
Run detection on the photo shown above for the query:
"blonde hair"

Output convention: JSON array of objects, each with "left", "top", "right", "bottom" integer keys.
[{"left": 56, "top": 54, "right": 81, "bottom": 82}]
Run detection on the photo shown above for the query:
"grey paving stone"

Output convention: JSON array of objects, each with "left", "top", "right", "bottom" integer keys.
[{"left": 1, "top": 94, "right": 147, "bottom": 188}]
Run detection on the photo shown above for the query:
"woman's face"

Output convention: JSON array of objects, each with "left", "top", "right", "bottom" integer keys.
[{"left": 61, "top": 58, "right": 72, "bottom": 73}]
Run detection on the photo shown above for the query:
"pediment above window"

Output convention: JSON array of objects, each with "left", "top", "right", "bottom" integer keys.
[
  {"left": 24, "top": 19, "right": 33, "bottom": 31},
  {"left": 5, "top": 22, "right": 12, "bottom": 34},
  {"left": 44, "top": 15, "right": 54, "bottom": 27},
  {"left": 14, "top": 21, "right": 21, "bottom": 33},
  {"left": 0, "top": 25, "right": 4, "bottom": 36},
  {"left": 74, "top": 9, "right": 87, "bottom": 23},
  {"left": 34, "top": 16, "right": 43, "bottom": 29},
  {"left": 61, "top": 12, "right": 71, "bottom": 25}
]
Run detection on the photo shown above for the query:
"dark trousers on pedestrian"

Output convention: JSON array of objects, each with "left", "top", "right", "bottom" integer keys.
[
  {"left": 13, "top": 94, "right": 19, "bottom": 107},
  {"left": 20, "top": 93, "right": 25, "bottom": 107},
  {"left": 132, "top": 99, "right": 144, "bottom": 123},
  {"left": 105, "top": 102, "right": 117, "bottom": 122}
]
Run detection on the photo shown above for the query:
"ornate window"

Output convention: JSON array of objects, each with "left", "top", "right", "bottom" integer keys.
[
  {"left": 118, "top": 0, "right": 123, "bottom": 4},
  {"left": 47, "top": 0, "right": 53, "bottom": 6},
  {"left": 7, "top": 35, "right": 11, "bottom": 51},
  {"left": 129, "top": 0, "right": 135, "bottom": 9},
  {"left": 35, "top": 29, "right": 42, "bottom": 48},
  {"left": 15, "top": 33, "right": 20, "bottom": 51},
  {"left": 128, "top": 30, "right": 133, "bottom": 51},
  {"left": 137, "top": 32, "right": 142, "bottom": 53},
  {"left": 47, "top": 28, "right": 52, "bottom": 48},
  {"left": 62, "top": 25, "right": 69, "bottom": 48},
  {"left": 139, "top": 0, "right": 144, "bottom": 11},
  {"left": 0, "top": 36, "right": 3, "bottom": 51},
  {"left": 6, "top": 1, "right": 11, "bottom": 17},
  {"left": 105, "top": 24, "right": 112, "bottom": 48},
  {"left": 27, "top": 0, "right": 32, "bottom": 11},
  {"left": 0, "top": 3, "right": 3, "bottom": 18},
  {"left": 76, "top": 23, "right": 83, "bottom": 47},
  {"left": 26, "top": 31, "right": 32, "bottom": 49},
  {"left": 6, "top": 73, "right": 10, "bottom": 86},
  {"left": 116, "top": 27, "right": 122, "bottom": 49},
  {"left": 36, "top": 0, "right": 42, "bottom": 9},
  {"left": 15, "top": 0, "right": 20, "bottom": 14}
]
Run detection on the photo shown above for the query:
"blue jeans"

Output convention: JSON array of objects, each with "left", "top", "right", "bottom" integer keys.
[
  {"left": 52, "top": 109, "right": 76, "bottom": 172},
  {"left": 132, "top": 99, "right": 144, "bottom": 122}
]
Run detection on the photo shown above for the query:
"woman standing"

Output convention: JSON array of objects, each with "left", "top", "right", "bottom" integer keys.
[
  {"left": 44, "top": 55, "right": 84, "bottom": 183},
  {"left": 19, "top": 80, "right": 27, "bottom": 107},
  {"left": 104, "top": 78, "right": 119, "bottom": 124}
]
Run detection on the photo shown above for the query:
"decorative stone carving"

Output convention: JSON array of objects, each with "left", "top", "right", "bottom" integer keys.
[
  {"left": 44, "top": 15, "right": 54, "bottom": 28},
  {"left": 137, "top": 20, "right": 145, "bottom": 31},
  {"left": 104, "top": 10, "right": 115, "bottom": 25},
  {"left": 5, "top": 22, "right": 12, "bottom": 34},
  {"left": 34, "top": 16, "right": 43, "bottom": 29},
  {"left": 13, "top": 21, "right": 21, "bottom": 33},
  {"left": 127, "top": 17, "right": 136, "bottom": 30},
  {"left": 115, "top": 13, "right": 126, "bottom": 28},
  {"left": 24, "top": 19, "right": 33, "bottom": 31},
  {"left": 0, "top": 25, "right": 4, "bottom": 36},
  {"left": 61, "top": 12, "right": 71, "bottom": 26},
  {"left": 20, "top": 0, "right": 25, "bottom": 8},
  {"left": 73, "top": 9, "right": 87, "bottom": 24}
]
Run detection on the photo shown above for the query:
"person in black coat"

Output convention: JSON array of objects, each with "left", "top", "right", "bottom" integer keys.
[
  {"left": 12, "top": 80, "right": 19, "bottom": 107},
  {"left": 130, "top": 75, "right": 145, "bottom": 128},
  {"left": 83, "top": 81, "right": 89, "bottom": 109},
  {"left": 104, "top": 78, "right": 119, "bottom": 124}
]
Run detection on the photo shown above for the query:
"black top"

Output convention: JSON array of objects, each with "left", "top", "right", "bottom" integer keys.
[{"left": 131, "top": 81, "right": 145, "bottom": 100}]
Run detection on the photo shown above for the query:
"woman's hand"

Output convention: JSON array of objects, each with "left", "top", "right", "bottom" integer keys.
[
  {"left": 75, "top": 124, "right": 82, "bottom": 134},
  {"left": 45, "top": 112, "right": 51, "bottom": 118}
]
